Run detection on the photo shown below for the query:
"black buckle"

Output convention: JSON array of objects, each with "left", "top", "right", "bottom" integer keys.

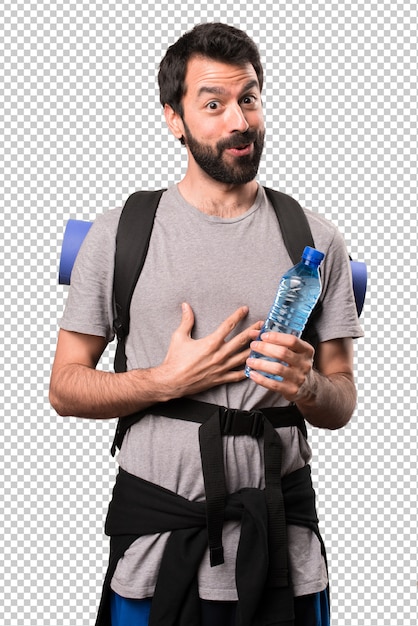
[{"left": 220, "top": 407, "right": 265, "bottom": 438}]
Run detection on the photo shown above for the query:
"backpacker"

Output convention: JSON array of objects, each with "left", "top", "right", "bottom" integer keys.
[{"left": 59, "top": 188, "right": 364, "bottom": 625}]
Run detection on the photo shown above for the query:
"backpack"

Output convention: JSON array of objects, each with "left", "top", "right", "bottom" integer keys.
[{"left": 59, "top": 187, "right": 367, "bottom": 374}]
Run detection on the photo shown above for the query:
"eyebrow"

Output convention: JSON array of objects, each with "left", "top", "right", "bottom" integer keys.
[{"left": 197, "top": 79, "right": 259, "bottom": 99}]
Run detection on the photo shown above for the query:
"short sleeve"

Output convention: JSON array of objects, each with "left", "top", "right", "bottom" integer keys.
[{"left": 59, "top": 208, "right": 122, "bottom": 342}]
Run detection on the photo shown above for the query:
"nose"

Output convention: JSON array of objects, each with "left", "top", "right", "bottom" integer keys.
[{"left": 227, "top": 104, "right": 250, "bottom": 133}]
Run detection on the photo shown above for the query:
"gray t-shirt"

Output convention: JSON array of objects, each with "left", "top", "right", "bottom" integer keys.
[{"left": 60, "top": 184, "right": 363, "bottom": 600}]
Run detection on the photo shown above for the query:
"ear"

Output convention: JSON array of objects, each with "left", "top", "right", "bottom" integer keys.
[{"left": 164, "top": 104, "right": 185, "bottom": 141}]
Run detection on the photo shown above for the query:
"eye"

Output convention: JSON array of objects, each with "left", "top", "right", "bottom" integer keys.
[
  {"left": 206, "top": 101, "right": 220, "bottom": 110},
  {"left": 241, "top": 95, "right": 257, "bottom": 106}
]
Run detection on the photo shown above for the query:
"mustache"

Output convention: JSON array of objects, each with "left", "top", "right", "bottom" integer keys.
[{"left": 217, "top": 130, "right": 260, "bottom": 151}]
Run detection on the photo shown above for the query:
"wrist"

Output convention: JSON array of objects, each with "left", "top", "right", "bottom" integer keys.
[
  {"left": 295, "top": 370, "right": 356, "bottom": 429},
  {"left": 293, "top": 368, "right": 319, "bottom": 406},
  {"left": 129, "top": 366, "right": 175, "bottom": 405}
]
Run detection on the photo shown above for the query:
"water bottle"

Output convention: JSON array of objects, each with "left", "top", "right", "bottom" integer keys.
[{"left": 245, "top": 246, "right": 325, "bottom": 381}]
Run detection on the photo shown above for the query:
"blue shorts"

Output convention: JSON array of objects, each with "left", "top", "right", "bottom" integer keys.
[
  {"left": 110, "top": 588, "right": 330, "bottom": 626},
  {"left": 110, "top": 592, "right": 151, "bottom": 625}
]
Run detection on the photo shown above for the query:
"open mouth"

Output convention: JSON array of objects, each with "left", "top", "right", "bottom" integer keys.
[{"left": 227, "top": 143, "right": 253, "bottom": 156}]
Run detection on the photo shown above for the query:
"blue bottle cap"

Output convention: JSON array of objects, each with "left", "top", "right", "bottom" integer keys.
[{"left": 302, "top": 246, "right": 325, "bottom": 266}]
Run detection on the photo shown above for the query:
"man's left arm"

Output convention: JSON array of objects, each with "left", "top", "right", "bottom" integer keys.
[{"left": 246, "top": 334, "right": 357, "bottom": 429}]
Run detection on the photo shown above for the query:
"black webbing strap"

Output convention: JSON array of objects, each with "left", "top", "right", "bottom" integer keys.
[
  {"left": 111, "top": 398, "right": 307, "bottom": 456},
  {"left": 263, "top": 418, "right": 288, "bottom": 586},
  {"left": 198, "top": 406, "right": 228, "bottom": 567},
  {"left": 113, "top": 189, "right": 166, "bottom": 373},
  {"left": 264, "top": 187, "right": 315, "bottom": 265}
]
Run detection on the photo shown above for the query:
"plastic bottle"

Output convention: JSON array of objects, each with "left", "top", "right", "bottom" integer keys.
[{"left": 245, "top": 246, "right": 325, "bottom": 381}]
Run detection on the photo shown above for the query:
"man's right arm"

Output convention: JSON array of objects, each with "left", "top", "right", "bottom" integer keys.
[
  {"left": 50, "top": 303, "right": 261, "bottom": 420},
  {"left": 49, "top": 329, "right": 165, "bottom": 419}
]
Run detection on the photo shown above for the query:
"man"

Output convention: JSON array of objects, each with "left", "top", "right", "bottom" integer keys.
[{"left": 50, "top": 22, "right": 363, "bottom": 626}]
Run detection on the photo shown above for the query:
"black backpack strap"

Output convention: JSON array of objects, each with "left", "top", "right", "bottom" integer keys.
[
  {"left": 264, "top": 187, "right": 367, "bottom": 316},
  {"left": 263, "top": 187, "right": 315, "bottom": 264},
  {"left": 113, "top": 189, "right": 166, "bottom": 373},
  {"left": 264, "top": 187, "right": 321, "bottom": 346}
]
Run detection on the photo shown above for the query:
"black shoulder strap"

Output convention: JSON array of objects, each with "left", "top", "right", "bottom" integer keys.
[
  {"left": 264, "top": 187, "right": 322, "bottom": 348},
  {"left": 263, "top": 187, "right": 315, "bottom": 263},
  {"left": 113, "top": 189, "right": 165, "bottom": 372},
  {"left": 265, "top": 187, "right": 367, "bottom": 316}
]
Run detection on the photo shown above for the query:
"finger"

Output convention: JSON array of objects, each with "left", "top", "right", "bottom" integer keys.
[
  {"left": 212, "top": 306, "right": 249, "bottom": 342},
  {"left": 248, "top": 325, "right": 264, "bottom": 341},
  {"left": 249, "top": 339, "right": 292, "bottom": 363},
  {"left": 246, "top": 355, "right": 288, "bottom": 378},
  {"left": 249, "top": 320, "right": 265, "bottom": 332},
  {"left": 246, "top": 366, "right": 285, "bottom": 388},
  {"left": 225, "top": 321, "right": 264, "bottom": 353},
  {"left": 259, "top": 332, "right": 312, "bottom": 354},
  {"left": 223, "top": 346, "right": 253, "bottom": 370}
]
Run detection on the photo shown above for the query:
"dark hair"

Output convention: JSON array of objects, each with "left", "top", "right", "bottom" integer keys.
[{"left": 158, "top": 22, "right": 264, "bottom": 116}]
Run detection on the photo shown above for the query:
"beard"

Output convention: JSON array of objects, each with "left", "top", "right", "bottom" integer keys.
[{"left": 182, "top": 122, "right": 265, "bottom": 185}]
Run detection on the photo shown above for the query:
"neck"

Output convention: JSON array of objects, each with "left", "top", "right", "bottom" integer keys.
[{"left": 178, "top": 174, "right": 259, "bottom": 218}]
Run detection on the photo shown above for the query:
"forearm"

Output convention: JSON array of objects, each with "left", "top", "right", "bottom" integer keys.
[
  {"left": 49, "top": 363, "right": 173, "bottom": 419},
  {"left": 50, "top": 306, "right": 260, "bottom": 419},
  {"left": 295, "top": 369, "right": 357, "bottom": 429}
]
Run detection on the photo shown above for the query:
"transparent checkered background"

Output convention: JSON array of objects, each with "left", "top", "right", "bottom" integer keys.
[{"left": 1, "top": 1, "right": 417, "bottom": 624}]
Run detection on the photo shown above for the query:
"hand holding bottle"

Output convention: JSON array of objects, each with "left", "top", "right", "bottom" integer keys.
[
  {"left": 246, "top": 330, "right": 315, "bottom": 399},
  {"left": 245, "top": 246, "right": 324, "bottom": 382}
]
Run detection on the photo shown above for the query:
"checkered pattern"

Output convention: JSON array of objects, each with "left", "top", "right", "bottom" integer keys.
[{"left": 1, "top": 1, "right": 417, "bottom": 624}]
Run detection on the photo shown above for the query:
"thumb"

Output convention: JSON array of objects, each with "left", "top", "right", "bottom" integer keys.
[{"left": 178, "top": 302, "right": 195, "bottom": 337}]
